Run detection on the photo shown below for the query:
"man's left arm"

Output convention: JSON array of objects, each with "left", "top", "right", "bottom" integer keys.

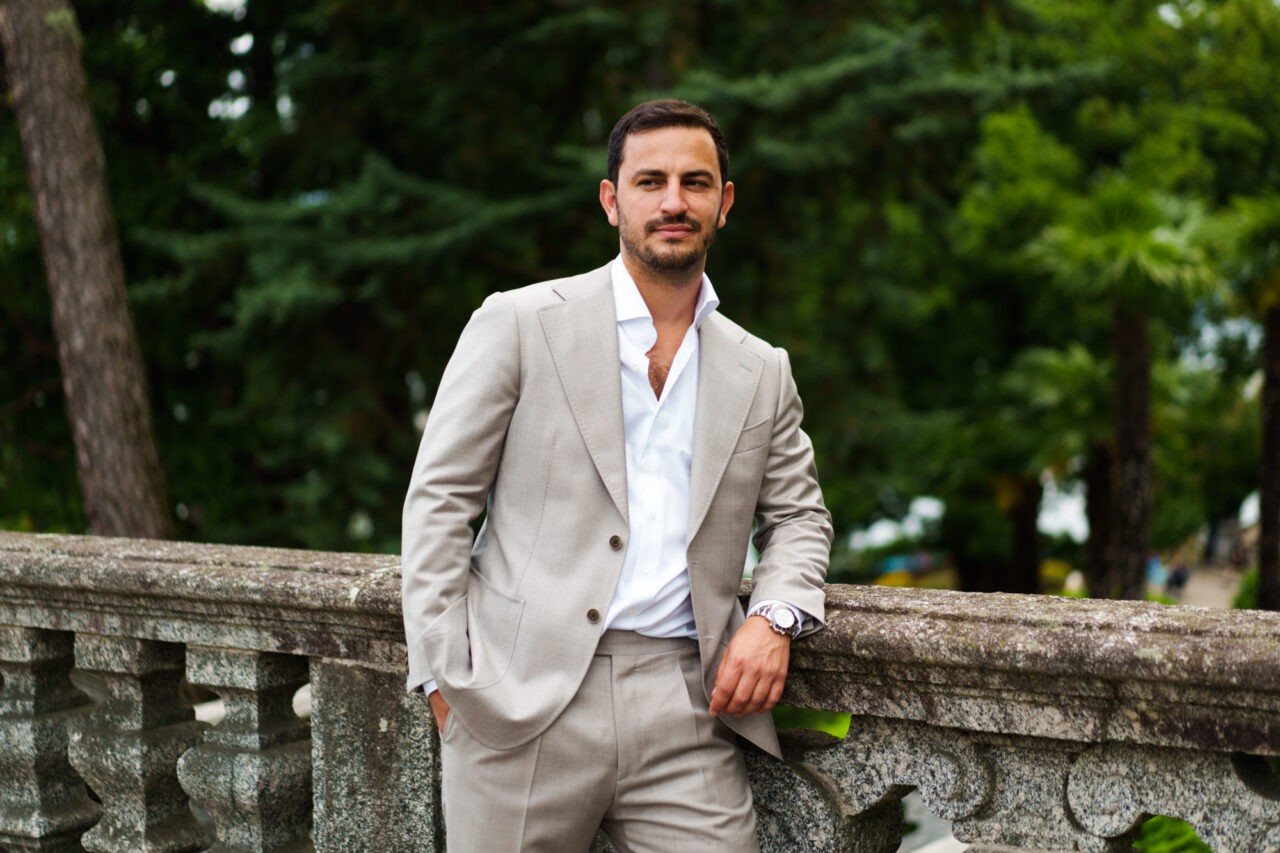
[{"left": 709, "top": 347, "right": 832, "bottom": 718}]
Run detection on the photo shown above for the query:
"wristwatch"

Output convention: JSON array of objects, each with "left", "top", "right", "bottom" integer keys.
[{"left": 758, "top": 604, "right": 798, "bottom": 637}]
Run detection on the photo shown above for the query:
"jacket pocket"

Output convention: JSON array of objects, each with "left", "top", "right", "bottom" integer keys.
[
  {"left": 426, "top": 569, "right": 525, "bottom": 692},
  {"left": 465, "top": 569, "right": 524, "bottom": 690},
  {"left": 732, "top": 418, "right": 771, "bottom": 454}
]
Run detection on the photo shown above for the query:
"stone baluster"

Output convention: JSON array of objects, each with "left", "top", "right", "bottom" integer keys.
[
  {"left": 1066, "top": 743, "right": 1280, "bottom": 853},
  {"left": 175, "top": 647, "right": 312, "bottom": 853},
  {"left": 0, "top": 626, "right": 100, "bottom": 852},
  {"left": 757, "top": 714, "right": 1280, "bottom": 853},
  {"left": 748, "top": 728, "right": 908, "bottom": 853},
  {"left": 66, "top": 635, "right": 205, "bottom": 853},
  {"left": 309, "top": 658, "right": 442, "bottom": 852},
  {"left": 768, "top": 717, "right": 1126, "bottom": 852}
]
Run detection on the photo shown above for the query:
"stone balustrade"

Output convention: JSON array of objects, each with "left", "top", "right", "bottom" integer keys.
[{"left": 0, "top": 530, "right": 1277, "bottom": 852}]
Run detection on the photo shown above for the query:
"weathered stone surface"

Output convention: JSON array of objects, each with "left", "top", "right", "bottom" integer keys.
[
  {"left": 176, "top": 647, "right": 312, "bottom": 852},
  {"left": 6, "top": 531, "right": 1280, "bottom": 853},
  {"left": 768, "top": 715, "right": 1130, "bottom": 852},
  {"left": 952, "top": 736, "right": 1132, "bottom": 853},
  {"left": 768, "top": 712, "right": 1280, "bottom": 853},
  {"left": 0, "top": 626, "right": 100, "bottom": 852},
  {"left": 1066, "top": 744, "right": 1280, "bottom": 852},
  {"left": 0, "top": 533, "right": 403, "bottom": 670},
  {"left": 6, "top": 532, "right": 1280, "bottom": 757},
  {"left": 310, "top": 659, "right": 441, "bottom": 853},
  {"left": 803, "top": 716, "right": 993, "bottom": 821},
  {"left": 786, "top": 584, "right": 1280, "bottom": 755},
  {"left": 67, "top": 635, "right": 205, "bottom": 853},
  {"left": 752, "top": 730, "right": 903, "bottom": 853}
]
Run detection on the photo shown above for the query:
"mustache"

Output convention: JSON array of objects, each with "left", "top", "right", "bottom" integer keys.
[{"left": 646, "top": 215, "right": 701, "bottom": 234}]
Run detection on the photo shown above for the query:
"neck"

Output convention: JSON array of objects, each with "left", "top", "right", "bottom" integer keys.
[{"left": 619, "top": 252, "right": 703, "bottom": 326}]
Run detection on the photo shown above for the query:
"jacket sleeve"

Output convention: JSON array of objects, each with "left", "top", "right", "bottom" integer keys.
[
  {"left": 401, "top": 291, "right": 521, "bottom": 691},
  {"left": 747, "top": 347, "right": 832, "bottom": 635}
]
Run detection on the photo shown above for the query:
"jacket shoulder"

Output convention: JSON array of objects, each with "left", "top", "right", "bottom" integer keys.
[
  {"left": 705, "top": 310, "right": 785, "bottom": 363},
  {"left": 483, "top": 264, "right": 611, "bottom": 315}
]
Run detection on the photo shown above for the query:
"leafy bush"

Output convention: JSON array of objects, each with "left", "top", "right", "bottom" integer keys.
[
  {"left": 1233, "top": 567, "right": 1259, "bottom": 610},
  {"left": 771, "top": 706, "right": 852, "bottom": 738},
  {"left": 1133, "top": 816, "right": 1212, "bottom": 852}
]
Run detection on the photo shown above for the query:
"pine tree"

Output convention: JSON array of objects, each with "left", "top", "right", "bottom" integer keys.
[{"left": 0, "top": 0, "right": 172, "bottom": 538}]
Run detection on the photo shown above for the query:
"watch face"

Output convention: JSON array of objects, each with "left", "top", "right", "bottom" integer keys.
[{"left": 773, "top": 608, "right": 797, "bottom": 630}]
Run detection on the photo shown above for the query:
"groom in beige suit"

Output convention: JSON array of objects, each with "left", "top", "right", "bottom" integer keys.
[{"left": 402, "top": 100, "right": 832, "bottom": 851}]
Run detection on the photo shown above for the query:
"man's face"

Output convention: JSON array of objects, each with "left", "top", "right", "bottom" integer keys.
[{"left": 600, "top": 126, "right": 735, "bottom": 279}]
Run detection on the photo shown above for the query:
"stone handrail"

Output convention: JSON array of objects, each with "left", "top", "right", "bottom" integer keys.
[{"left": 0, "top": 530, "right": 1278, "bottom": 852}]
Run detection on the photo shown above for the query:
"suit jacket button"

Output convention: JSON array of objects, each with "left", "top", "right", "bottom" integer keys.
[
  {"left": 587, "top": 609, "right": 601, "bottom": 623},
  {"left": 609, "top": 535, "right": 623, "bottom": 550}
]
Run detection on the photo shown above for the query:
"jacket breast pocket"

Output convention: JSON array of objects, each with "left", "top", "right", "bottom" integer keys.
[{"left": 732, "top": 418, "right": 771, "bottom": 455}]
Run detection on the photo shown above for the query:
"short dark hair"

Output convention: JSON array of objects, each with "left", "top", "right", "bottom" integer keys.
[{"left": 607, "top": 99, "right": 730, "bottom": 186}]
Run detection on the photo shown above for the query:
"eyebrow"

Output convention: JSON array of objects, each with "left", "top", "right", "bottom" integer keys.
[{"left": 629, "top": 168, "right": 716, "bottom": 182}]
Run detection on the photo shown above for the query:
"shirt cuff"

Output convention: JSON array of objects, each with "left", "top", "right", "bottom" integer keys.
[
  {"left": 417, "top": 678, "right": 439, "bottom": 696},
  {"left": 748, "top": 600, "right": 806, "bottom": 638}
]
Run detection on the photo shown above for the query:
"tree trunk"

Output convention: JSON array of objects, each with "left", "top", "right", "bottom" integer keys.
[
  {"left": 1008, "top": 476, "right": 1042, "bottom": 595},
  {"left": 1111, "top": 305, "right": 1151, "bottom": 601},
  {"left": 1259, "top": 306, "right": 1280, "bottom": 610},
  {"left": 1083, "top": 440, "right": 1114, "bottom": 597},
  {"left": 0, "top": 0, "right": 173, "bottom": 539}
]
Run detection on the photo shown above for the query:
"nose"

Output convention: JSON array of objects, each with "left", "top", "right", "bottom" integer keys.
[{"left": 658, "top": 181, "right": 688, "bottom": 217}]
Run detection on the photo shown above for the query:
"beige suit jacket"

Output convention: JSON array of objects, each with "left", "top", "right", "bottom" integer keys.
[{"left": 401, "top": 264, "right": 832, "bottom": 758}]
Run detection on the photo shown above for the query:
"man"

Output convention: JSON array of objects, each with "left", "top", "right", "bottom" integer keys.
[{"left": 402, "top": 99, "right": 831, "bottom": 851}]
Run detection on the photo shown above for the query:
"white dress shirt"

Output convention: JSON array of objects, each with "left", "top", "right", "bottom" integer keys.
[
  {"left": 602, "top": 257, "right": 715, "bottom": 635},
  {"left": 604, "top": 257, "right": 802, "bottom": 639}
]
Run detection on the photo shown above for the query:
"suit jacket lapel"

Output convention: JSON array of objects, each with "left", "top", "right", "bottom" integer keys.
[
  {"left": 688, "top": 313, "right": 763, "bottom": 541},
  {"left": 539, "top": 268, "right": 629, "bottom": 523}
]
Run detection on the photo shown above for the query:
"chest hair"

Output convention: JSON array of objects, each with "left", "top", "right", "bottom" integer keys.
[{"left": 646, "top": 344, "right": 675, "bottom": 398}]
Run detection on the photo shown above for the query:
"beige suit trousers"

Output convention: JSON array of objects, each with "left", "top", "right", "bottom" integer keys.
[{"left": 440, "top": 632, "right": 759, "bottom": 852}]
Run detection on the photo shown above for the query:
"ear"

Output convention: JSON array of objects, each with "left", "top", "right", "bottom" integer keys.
[
  {"left": 600, "top": 179, "right": 620, "bottom": 227},
  {"left": 717, "top": 181, "right": 735, "bottom": 228}
]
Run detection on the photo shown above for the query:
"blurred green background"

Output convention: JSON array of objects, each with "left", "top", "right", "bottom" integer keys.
[
  {"left": 7, "top": 0, "right": 1277, "bottom": 582},
  {"left": 7, "top": 2, "right": 1278, "bottom": 846}
]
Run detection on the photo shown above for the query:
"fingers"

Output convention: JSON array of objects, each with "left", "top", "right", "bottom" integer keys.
[
  {"left": 711, "top": 652, "right": 786, "bottom": 717},
  {"left": 723, "top": 666, "right": 781, "bottom": 717},
  {"left": 767, "top": 675, "right": 786, "bottom": 709},
  {"left": 708, "top": 656, "right": 741, "bottom": 717},
  {"left": 711, "top": 617, "right": 792, "bottom": 717},
  {"left": 427, "top": 689, "right": 450, "bottom": 734}
]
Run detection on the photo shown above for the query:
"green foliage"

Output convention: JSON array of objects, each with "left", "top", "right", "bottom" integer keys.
[
  {"left": 1031, "top": 181, "right": 1218, "bottom": 313},
  {"left": 1233, "top": 567, "right": 1260, "bottom": 610},
  {"left": 771, "top": 706, "right": 852, "bottom": 738},
  {"left": 1, "top": 0, "right": 242, "bottom": 536},
  {"left": 951, "top": 105, "right": 1080, "bottom": 262},
  {"left": 1222, "top": 191, "right": 1280, "bottom": 313},
  {"left": 999, "top": 345, "right": 1112, "bottom": 474},
  {"left": 0, "top": 0, "right": 1273, "bottom": 581},
  {"left": 1133, "top": 816, "right": 1212, "bottom": 853},
  {"left": 1151, "top": 355, "right": 1260, "bottom": 549}
]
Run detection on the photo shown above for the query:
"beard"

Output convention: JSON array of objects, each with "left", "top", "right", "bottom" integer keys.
[{"left": 618, "top": 210, "right": 719, "bottom": 279}]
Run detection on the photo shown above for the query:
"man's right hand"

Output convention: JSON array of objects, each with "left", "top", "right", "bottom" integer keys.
[{"left": 428, "top": 689, "right": 450, "bottom": 734}]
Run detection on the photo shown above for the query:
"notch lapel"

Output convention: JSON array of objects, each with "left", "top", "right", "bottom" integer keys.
[
  {"left": 688, "top": 313, "right": 763, "bottom": 542},
  {"left": 539, "top": 272, "right": 629, "bottom": 523}
]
